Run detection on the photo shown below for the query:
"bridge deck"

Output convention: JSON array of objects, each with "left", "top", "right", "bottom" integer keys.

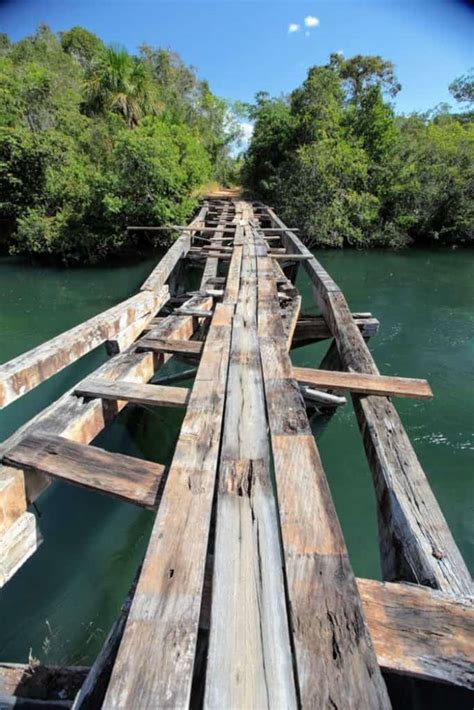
[{"left": 0, "top": 197, "right": 472, "bottom": 707}]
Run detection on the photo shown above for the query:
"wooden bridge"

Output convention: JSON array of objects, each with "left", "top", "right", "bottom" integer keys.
[{"left": 0, "top": 196, "right": 472, "bottom": 708}]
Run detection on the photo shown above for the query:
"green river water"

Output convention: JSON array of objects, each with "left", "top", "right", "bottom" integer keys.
[{"left": 0, "top": 249, "right": 472, "bottom": 670}]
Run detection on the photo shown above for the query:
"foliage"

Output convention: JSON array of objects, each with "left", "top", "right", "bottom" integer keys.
[
  {"left": 0, "top": 25, "right": 236, "bottom": 261},
  {"left": 242, "top": 55, "right": 474, "bottom": 248}
]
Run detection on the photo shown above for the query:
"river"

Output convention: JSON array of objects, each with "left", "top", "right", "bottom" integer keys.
[{"left": 0, "top": 248, "right": 472, "bottom": 667}]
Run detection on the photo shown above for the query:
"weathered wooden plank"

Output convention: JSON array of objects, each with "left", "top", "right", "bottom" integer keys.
[
  {"left": 0, "top": 664, "right": 88, "bottom": 702},
  {"left": 0, "top": 288, "right": 168, "bottom": 410},
  {"left": 357, "top": 578, "right": 474, "bottom": 689},
  {"left": 74, "top": 378, "right": 190, "bottom": 409},
  {"left": 268, "top": 253, "right": 311, "bottom": 261},
  {"left": 255, "top": 241, "right": 390, "bottom": 708},
  {"left": 267, "top": 206, "right": 472, "bottom": 596},
  {"left": 205, "top": 229, "right": 297, "bottom": 709},
  {"left": 4, "top": 434, "right": 165, "bottom": 510},
  {"left": 103, "top": 303, "right": 234, "bottom": 709},
  {"left": 201, "top": 204, "right": 235, "bottom": 287},
  {"left": 137, "top": 337, "right": 203, "bottom": 357},
  {"left": 293, "top": 367, "right": 433, "bottom": 399},
  {"left": 0, "top": 512, "right": 42, "bottom": 587}
]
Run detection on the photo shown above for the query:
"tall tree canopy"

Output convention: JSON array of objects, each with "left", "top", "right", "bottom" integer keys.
[
  {"left": 0, "top": 25, "right": 238, "bottom": 261},
  {"left": 243, "top": 54, "right": 473, "bottom": 248}
]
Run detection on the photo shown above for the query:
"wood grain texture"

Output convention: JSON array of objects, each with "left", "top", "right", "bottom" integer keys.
[
  {"left": 255, "top": 239, "right": 390, "bottom": 709},
  {"left": 292, "top": 314, "right": 379, "bottom": 348},
  {"left": 358, "top": 578, "right": 474, "bottom": 689},
  {"left": 0, "top": 288, "right": 168, "bottom": 409},
  {"left": 103, "top": 303, "right": 234, "bottom": 709},
  {"left": 4, "top": 434, "right": 165, "bottom": 509},
  {"left": 137, "top": 337, "right": 203, "bottom": 356},
  {"left": 205, "top": 224, "right": 297, "bottom": 709},
  {"left": 293, "top": 367, "right": 433, "bottom": 399},
  {"left": 0, "top": 467, "right": 27, "bottom": 535},
  {"left": 267, "top": 206, "right": 472, "bottom": 597},
  {"left": 75, "top": 378, "right": 190, "bottom": 409},
  {"left": 0, "top": 512, "right": 42, "bottom": 587}
]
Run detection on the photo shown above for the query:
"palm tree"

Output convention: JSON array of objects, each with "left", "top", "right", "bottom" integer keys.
[{"left": 84, "top": 46, "right": 157, "bottom": 127}]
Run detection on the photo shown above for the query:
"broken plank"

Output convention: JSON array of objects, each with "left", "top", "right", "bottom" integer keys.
[
  {"left": 293, "top": 367, "right": 433, "bottom": 399},
  {"left": 74, "top": 378, "right": 190, "bottom": 409},
  {"left": 103, "top": 303, "right": 234, "bottom": 709},
  {"left": 4, "top": 434, "right": 165, "bottom": 510},
  {"left": 358, "top": 578, "right": 474, "bottom": 690}
]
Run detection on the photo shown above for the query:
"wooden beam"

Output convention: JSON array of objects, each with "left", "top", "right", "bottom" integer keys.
[
  {"left": 292, "top": 314, "right": 379, "bottom": 347},
  {"left": 357, "top": 578, "right": 474, "bottom": 689},
  {"left": 137, "top": 338, "right": 203, "bottom": 357},
  {"left": 205, "top": 227, "right": 297, "bottom": 708},
  {"left": 0, "top": 467, "right": 27, "bottom": 535},
  {"left": 74, "top": 378, "right": 190, "bottom": 409},
  {"left": 103, "top": 304, "right": 234, "bottom": 709},
  {"left": 293, "top": 367, "right": 433, "bottom": 399},
  {"left": 268, "top": 253, "right": 311, "bottom": 261},
  {"left": 255, "top": 237, "right": 390, "bottom": 707},
  {"left": 267, "top": 206, "right": 472, "bottom": 596},
  {"left": 0, "top": 288, "right": 168, "bottom": 410},
  {"left": 0, "top": 512, "right": 42, "bottom": 587},
  {"left": 4, "top": 434, "right": 165, "bottom": 510}
]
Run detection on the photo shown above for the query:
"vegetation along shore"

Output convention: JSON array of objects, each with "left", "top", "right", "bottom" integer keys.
[{"left": 0, "top": 25, "right": 472, "bottom": 262}]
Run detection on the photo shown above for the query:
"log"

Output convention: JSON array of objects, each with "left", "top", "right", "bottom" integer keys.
[
  {"left": 74, "top": 378, "right": 190, "bottom": 409},
  {"left": 293, "top": 367, "right": 433, "bottom": 399},
  {"left": 0, "top": 288, "right": 168, "bottom": 409},
  {"left": 4, "top": 434, "right": 165, "bottom": 510}
]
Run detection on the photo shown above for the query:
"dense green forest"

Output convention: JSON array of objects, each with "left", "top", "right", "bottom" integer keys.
[
  {"left": 1, "top": 27, "right": 472, "bottom": 260},
  {"left": 243, "top": 54, "right": 474, "bottom": 248},
  {"left": 0, "top": 25, "right": 239, "bottom": 261}
]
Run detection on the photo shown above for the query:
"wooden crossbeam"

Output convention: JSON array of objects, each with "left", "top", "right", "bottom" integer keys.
[
  {"left": 269, "top": 253, "right": 311, "bottom": 261},
  {"left": 292, "top": 313, "right": 379, "bottom": 347},
  {"left": 137, "top": 338, "right": 203, "bottom": 356},
  {"left": 293, "top": 367, "right": 433, "bottom": 399},
  {"left": 75, "top": 378, "right": 190, "bottom": 409},
  {"left": 173, "top": 308, "right": 213, "bottom": 318},
  {"left": 4, "top": 434, "right": 165, "bottom": 510}
]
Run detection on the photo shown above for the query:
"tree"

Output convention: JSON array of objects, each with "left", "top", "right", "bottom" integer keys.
[
  {"left": 329, "top": 53, "right": 401, "bottom": 102},
  {"left": 60, "top": 27, "right": 103, "bottom": 69},
  {"left": 84, "top": 47, "right": 157, "bottom": 127},
  {"left": 449, "top": 70, "right": 474, "bottom": 107}
]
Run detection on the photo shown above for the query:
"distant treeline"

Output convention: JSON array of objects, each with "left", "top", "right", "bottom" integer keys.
[
  {"left": 0, "top": 25, "right": 239, "bottom": 261},
  {"left": 242, "top": 54, "right": 474, "bottom": 248}
]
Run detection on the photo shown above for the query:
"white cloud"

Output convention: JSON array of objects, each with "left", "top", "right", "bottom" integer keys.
[
  {"left": 304, "top": 15, "right": 320, "bottom": 28},
  {"left": 239, "top": 121, "right": 254, "bottom": 144},
  {"left": 288, "top": 23, "right": 300, "bottom": 33},
  {"left": 336, "top": 50, "right": 344, "bottom": 56}
]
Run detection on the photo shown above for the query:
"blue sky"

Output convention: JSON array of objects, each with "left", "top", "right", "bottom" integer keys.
[{"left": 1, "top": 0, "right": 473, "bottom": 115}]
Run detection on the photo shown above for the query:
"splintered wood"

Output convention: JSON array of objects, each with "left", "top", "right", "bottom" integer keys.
[{"left": 1, "top": 196, "right": 470, "bottom": 707}]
